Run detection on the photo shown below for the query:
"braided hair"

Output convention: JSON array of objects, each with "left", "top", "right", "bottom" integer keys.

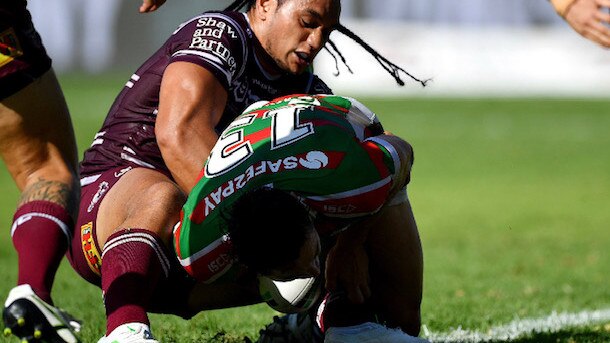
[{"left": 224, "top": 0, "right": 428, "bottom": 87}]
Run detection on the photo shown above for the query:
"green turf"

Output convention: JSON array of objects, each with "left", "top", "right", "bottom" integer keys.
[{"left": 1, "top": 74, "right": 609, "bottom": 342}]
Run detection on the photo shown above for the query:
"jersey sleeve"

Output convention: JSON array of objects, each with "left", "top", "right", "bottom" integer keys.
[
  {"left": 362, "top": 136, "right": 400, "bottom": 181},
  {"left": 174, "top": 201, "right": 238, "bottom": 284},
  {"left": 167, "top": 12, "right": 249, "bottom": 90}
]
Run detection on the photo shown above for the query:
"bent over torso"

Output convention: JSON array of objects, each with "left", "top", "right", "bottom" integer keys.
[{"left": 175, "top": 94, "right": 404, "bottom": 283}]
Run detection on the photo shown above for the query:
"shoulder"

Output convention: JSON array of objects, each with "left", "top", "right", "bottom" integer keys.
[
  {"left": 170, "top": 10, "right": 251, "bottom": 54},
  {"left": 168, "top": 11, "right": 253, "bottom": 87},
  {"left": 172, "top": 11, "right": 251, "bottom": 39}
]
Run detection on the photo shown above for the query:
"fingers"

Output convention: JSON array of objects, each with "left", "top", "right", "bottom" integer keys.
[
  {"left": 324, "top": 259, "right": 371, "bottom": 304},
  {"left": 139, "top": 0, "right": 167, "bottom": 13},
  {"left": 595, "top": 0, "right": 610, "bottom": 8},
  {"left": 566, "top": 0, "right": 610, "bottom": 47},
  {"left": 583, "top": 7, "right": 610, "bottom": 47},
  {"left": 585, "top": 22, "right": 610, "bottom": 47}
]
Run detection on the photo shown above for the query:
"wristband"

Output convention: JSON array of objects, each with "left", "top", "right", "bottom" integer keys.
[{"left": 550, "top": 0, "right": 578, "bottom": 17}]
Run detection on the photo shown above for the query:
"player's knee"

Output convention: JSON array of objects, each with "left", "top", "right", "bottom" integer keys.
[{"left": 142, "top": 181, "right": 186, "bottom": 214}]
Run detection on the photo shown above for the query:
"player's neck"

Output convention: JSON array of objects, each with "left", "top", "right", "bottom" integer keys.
[
  {"left": 246, "top": 11, "right": 284, "bottom": 78},
  {"left": 252, "top": 37, "right": 283, "bottom": 79}
]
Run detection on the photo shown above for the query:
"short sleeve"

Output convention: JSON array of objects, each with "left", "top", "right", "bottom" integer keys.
[{"left": 167, "top": 12, "right": 250, "bottom": 89}]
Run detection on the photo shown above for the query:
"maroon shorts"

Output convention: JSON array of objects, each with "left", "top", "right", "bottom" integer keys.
[
  {"left": 67, "top": 166, "right": 197, "bottom": 318},
  {"left": 0, "top": 3, "right": 52, "bottom": 100}
]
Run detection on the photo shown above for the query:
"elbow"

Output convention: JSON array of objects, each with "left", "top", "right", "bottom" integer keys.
[
  {"left": 398, "top": 138, "right": 414, "bottom": 167},
  {"left": 156, "top": 127, "right": 184, "bottom": 157}
]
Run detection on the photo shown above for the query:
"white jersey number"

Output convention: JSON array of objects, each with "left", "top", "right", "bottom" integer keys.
[{"left": 205, "top": 104, "right": 315, "bottom": 177}]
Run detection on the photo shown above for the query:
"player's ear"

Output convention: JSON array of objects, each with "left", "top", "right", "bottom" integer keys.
[{"left": 254, "top": 0, "right": 276, "bottom": 19}]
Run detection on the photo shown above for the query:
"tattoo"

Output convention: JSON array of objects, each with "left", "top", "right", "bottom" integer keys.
[{"left": 19, "top": 177, "right": 79, "bottom": 214}]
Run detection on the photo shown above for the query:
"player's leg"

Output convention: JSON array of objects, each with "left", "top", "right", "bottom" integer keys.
[
  {"left": 364, "top": 197, "right": 423, "bottom": 335},
  {"left": 315, "top": 194, "right": 423, "bottom": 343},
  {"left": 93, "top": 167, "right": 185, "bottom": 340},
  {"left": 1, "top": 69, "right": 82, "bottom": 342},
  {"left": 1, "top": 68, "right": 79, "bottom": 300}
]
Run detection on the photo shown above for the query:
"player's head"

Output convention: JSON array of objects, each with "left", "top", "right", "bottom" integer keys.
[
  {"left": 226, "top": 0, "right": 429, "bottom": 86},
  {"left": 226, "top": 187, "right": 321, "bottom": 280},
  {"left": 226, "top": 0, "right": 340, "bottom": 75}
]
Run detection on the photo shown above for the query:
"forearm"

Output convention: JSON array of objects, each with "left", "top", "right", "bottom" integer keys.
[
  {"left": 156, "top": 62, "right": 228, "bottom": 193},
  {"left": 160, "top": 127, "right": 218, "bottom": 193}
]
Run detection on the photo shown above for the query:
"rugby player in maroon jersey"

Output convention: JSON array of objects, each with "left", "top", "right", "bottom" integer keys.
[
  {"left": 15, "top": 0, "right": 425, "bottom": 340},
  {"left": 65, "top": 0, "right": 338, "bottom": 341}
]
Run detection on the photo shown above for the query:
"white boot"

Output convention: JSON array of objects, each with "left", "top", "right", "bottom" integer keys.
[
  {"left": 97, "top": 322, "right": 159, "bottom": 343},
  {"left": 325, "top": 322, "right": 429, "bottom": 343}
]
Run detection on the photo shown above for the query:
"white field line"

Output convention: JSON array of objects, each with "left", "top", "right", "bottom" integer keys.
[{"left": 422, "top": 308, "right": 610, "bottom": 342}]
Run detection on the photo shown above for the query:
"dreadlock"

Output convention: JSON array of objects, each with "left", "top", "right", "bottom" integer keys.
[
  {"left": 335, "top": 24, "right": 429, "bottom": 87},
  {"left": 324, "top": 38, "right": 353, "bottom": 77},
  {"left": 224, "top": 0, "right": 429, "bottom": 87}
]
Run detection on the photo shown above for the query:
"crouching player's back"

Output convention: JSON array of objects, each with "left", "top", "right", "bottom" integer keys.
[
  {"left": 176, "top": 94, "right": 410, "bottom": 280},
  {"left": 175, "top": 94, "right": 424, "bottom": 342}
]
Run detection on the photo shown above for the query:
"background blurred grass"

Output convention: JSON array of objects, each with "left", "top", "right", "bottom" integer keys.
[{"left": 1, "top": 74, "right": 609, "bottom": 342}]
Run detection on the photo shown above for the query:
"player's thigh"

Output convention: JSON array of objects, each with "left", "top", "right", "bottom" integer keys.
[
  {"left": 0, "top": 69, "right": 78, "bottom": 188},
  {"left": 96, "top": 168, "right": 186, "bottom": 248},
  {"left": 366, "top": 199, "right": 423, "bottom": 331}
]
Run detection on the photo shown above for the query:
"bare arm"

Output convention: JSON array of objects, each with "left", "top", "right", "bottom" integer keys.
[{"left": 156, "top": 62, "right": 228, "bottom": 193}]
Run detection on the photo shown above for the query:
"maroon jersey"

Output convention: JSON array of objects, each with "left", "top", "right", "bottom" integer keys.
[{"left": 80, "top": 11, "right": 332, "bottom": 178}]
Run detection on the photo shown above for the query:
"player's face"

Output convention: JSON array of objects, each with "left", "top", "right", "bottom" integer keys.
[
  {"left": 266, "top": 229, "right": 321, "bottom": 281},
  {"left": 256, "top": 0, "right": 340, "bottom": 75}
]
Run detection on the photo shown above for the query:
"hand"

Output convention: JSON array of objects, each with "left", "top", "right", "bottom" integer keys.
[
  {"left": 564, "top": 0, "right": 610, "bottom": 47},
  {"left": 325, "top": 238, "right": 371, "bottom": 304},
  {"left": 139, "top": 0, "right": 167, "bottom": 13}
]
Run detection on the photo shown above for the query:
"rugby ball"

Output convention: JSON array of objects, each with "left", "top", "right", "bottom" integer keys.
[{"left": 258, "top": 276, "right": 322, "bottom": 313}]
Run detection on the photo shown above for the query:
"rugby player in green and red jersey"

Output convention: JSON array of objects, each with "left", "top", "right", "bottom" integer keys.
[{"left": 176, "top": 94, "right": 425, "bottom": 343}]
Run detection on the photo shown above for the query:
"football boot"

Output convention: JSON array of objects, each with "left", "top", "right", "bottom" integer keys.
[
  {"left": 257, "top": 312, "right": 323, "bottom": 343},
  {"left": 3, "top": 284, "right": 81, "bottom": 343},
  {"left": 325, "top": 322, "right": 429, "bottom": 343},
  {"left": 97, "top": 322, "right": 158, "bottom": 343}
]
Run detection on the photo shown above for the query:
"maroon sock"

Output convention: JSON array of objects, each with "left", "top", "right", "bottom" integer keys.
[
  {"left": 101, "top": 228, "right": 171, "bottom": 334},
  {"left": 11, "top": 201, "right": 73, "bottom": 304}
]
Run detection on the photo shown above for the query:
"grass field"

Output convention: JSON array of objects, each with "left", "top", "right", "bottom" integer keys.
[{"left": 1, "top": 74, "right": 609, "bottom": 342}]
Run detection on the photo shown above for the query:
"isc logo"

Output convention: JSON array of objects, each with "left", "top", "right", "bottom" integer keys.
[
  {"left": 208, "top": 253, "right": 231, "bottom": 273},
  {"left": 323, "top": 204, "right": 356, "bottom": 214}
]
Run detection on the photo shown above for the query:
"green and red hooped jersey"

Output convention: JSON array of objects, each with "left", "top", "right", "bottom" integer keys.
[{"left": 174, "top": 94, "right": 402, "bottom": 283}]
